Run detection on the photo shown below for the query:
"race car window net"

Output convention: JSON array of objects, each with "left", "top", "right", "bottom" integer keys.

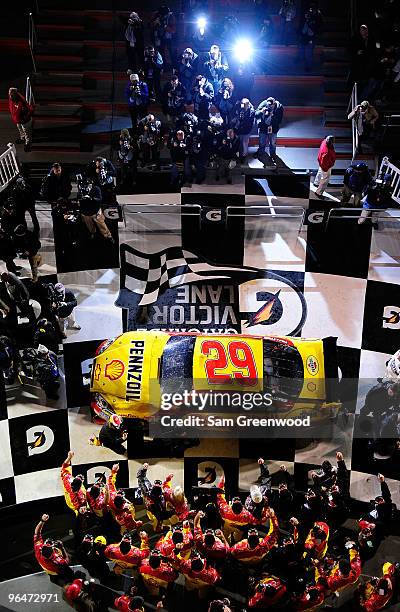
[{"left": 262, "top": 339, "right": 304, "bottom": 400}]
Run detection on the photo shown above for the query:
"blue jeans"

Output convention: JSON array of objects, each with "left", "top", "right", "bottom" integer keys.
[
  {"left": 258, "top": 131, "right": 277, "bottom": 157},
  {"left": 170, "top": 159, "right": 192, "bottom": 184}
]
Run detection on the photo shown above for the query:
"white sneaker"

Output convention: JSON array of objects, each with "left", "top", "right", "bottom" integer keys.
[{"left": 69, "top": 323, "right": 81, "bottom": 330}]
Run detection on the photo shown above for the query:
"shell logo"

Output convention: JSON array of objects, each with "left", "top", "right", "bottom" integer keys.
[{"left": 105, "top": 359, "right": 125, "bottom": 381}]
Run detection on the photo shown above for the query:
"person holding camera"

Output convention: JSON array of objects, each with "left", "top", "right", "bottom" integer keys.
[
  {"left": 203, "top": 45, "right": 229, "bottom": 96},
  {"left": 49, "top": 282, "right": 80, "bottom": 337},
  {"left": 279, "top": 0, "right": 296, "bottom": 45},
  {"left": 189, "top": 124, "right": 210, "bottom": 184},
  {"left": 254, "top": 96, "right": 284, "bottom": 165},
  {"left": 299, "top": 2, "right": 323, "bottom": 71},
  {"left": 125, "top": 73, "right": 149, "bottom": 130},
  {"left": 117, "top": 128, "right": 138, "bottom": 191},
  {"left": 138, "top": 114, "right": 162, "bottom": 169},
  {"left": 10, "top": 175, "right": 40, "bottom": 236},
  {"left": 192, "top": 75, "right": 214, "bottom": 123},
  {"left": 79, "top": 179, "right": 115, "bottom": 244},
  {"left": 161, "top": 74, "right": 187, "bottom": 123},
  {"left": 214, "top": 78, "right": 236, "bottom": 128},
  {"left": 12, "top": 223, "right": 42, "bottom": 282},
  {"left": 348, "top": 100, "right": 379, "bottom": 152},
  {"left": 143, "top": 45, "right": 163, "bottom": 102},
  {"left": 169, "top": 129, "right": 192, "bottom": 188},
  {"left": 125, "top": 11, "right": 144, "bottom": 72},
  {"left": 40, "top": 163, "right": 72, "bottom": 210},
  {"left": 215, "top": 127, "right": 240, "bottom": 184},
  {"left": 86, "top": 156, "right": 117, "bottom": 207},
  {"left": 358, "top": 173, "right": 394, "bottom": 228},
  {"left": 150, "top": 4, "right": 177, "bottom": 68},
  {"left": 231, "top": 97, "right": 255, "bottom": 162},
  {"left": 177, "top": 47, "right": 199, "bottom": 103}
]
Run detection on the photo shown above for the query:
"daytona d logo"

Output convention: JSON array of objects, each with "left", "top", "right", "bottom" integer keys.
[
  {"left": 382, "top": 306, "right": 400, "bottom": 330},
  {"left": 26, "top": 426, "right": 55, "bottom": 456}
]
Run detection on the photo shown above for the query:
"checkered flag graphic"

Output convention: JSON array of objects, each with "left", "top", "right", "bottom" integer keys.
[{"left": 119, "top": 244, "right": 255, "bottom": 306}]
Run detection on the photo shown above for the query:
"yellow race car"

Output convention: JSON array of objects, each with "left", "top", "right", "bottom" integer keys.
[{"left": 90, "top": 331, "right": 340, "bottom": 422}]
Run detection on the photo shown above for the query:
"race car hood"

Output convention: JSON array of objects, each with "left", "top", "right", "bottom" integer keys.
[{"left": 90, "top": 331, "right": 169, "bottom": 417}]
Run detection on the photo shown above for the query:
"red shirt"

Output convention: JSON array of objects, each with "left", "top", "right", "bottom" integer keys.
[
  {"left": 172, "top": 555, "right": 220, "bottom": 589},
  {"left": 304, "top": 522, "right": 330, "bottom": 559},
  {"left": 326, "top": 549, "right": 361, "bottom": 592},
  {"left": 107, "top": 468, "right": 142, "bottom": 532},
  {"left": 64, "top": 579, "right": 84, "bottom": 603},
  {"left": 217, "top": 482, "right": 257, "bottom": 529},
  {"left": 114, "top": 595, "right": 144, "bottom": 611},
  {"left": 248, "top": 576, "right": 287, "bottom": 608},
  {"left": 86, "top": 487, "right": 108, "bottom": 517},
  {"left": 317, "top": 139, "right": 336, "bottom": 172},
  {"left": 155, "top": 526, "right": 193, "bottom": 557},
  {"left": 61, "top": 464, "right": 87, "bottom": 515},
  {"left": 8, "top": 93, "right": 33, "bottom": 124},
  {"left": 194, "top": 526, "right": 229, "bottom": 560},
  {"left": 139, "top": 559, "right": 179, "bottom": 589},
  {"left": 34, "top": 534, "right": 69, "bottom": 576},
  {"left": 230, "top": 514, "right": 279, "bottom": 564},
  {"left": 293, "top": 584, "right": 326, "bottom": 611},
  {"left": 104, "top": 534, "right": 150, "bottom": 569}
]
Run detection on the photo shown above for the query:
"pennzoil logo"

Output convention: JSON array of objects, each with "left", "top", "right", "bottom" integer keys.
[
  {"left": 26, "top": 426, "right": 55, "bottom": 456},
  {"left": 105, "top": 359, "right": 125, "bottom": 381},
  {"left": 126, "top": 340, "right": 145, "bottom": 401},
  {"left": 306, "top": 355, "right": 319, "bottom": 376}
]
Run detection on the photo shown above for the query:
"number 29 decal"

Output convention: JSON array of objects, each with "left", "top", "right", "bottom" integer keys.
[{"left": 200, "top": 340, "right": 258, "bottom": 386}]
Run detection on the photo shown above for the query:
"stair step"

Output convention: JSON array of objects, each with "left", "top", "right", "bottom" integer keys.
[
  {"left": 35, "top": 72, "right": 84, "bottom": 86},
  {"left": 36, "top": 102, "right": 82, "bottom": 116},
  {"left": 36, "top": 24, "right": 85, "bottom": 40}
]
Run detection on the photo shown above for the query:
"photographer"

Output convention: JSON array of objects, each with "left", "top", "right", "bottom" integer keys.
[
  {"left": 12, "top": 223, "right": 42, "bottom": 283},
  {"left": 214, "top": 77, "right": 236, "bottom": 128},
  {"left": 177, "top": 47, "right": 199, "bottom": 103},
  {"left": 86, "top": 157, "right": 116, "bottom": 206},
  {"left": 192, "top": 75, "right": 214, "bottom": 123},
  {"left": 215, "top": 127, "right": 240, "bottom": 184},
  {"left": 10, "top": 175, "right": 40, "bottom": 236},
  {"left": 203, "top": 45, "right": 229, "bottom": 95},
  {"left": 143, "top": 45, "right": 163, "bottom": 102},
  {"left": 90, "top": 414, "right": 128, "bottom": 456},
  {"left": 125, "top": 73, "right": 149, "bottom": 130},
  {"left": 161, "top": 74, "right": 186, "bottom": 123},
  {"left": 150, "top": 4, "right": 177, "bottom": 68},
  {"left": 176, "top": 111, "right": 198, "bottom": 135},
  {"left": 168, "top": 129, "right": 192, "bottom": 188},
  {"left": 125, "top": 11, "right": 144, "bottom": 72},
  {"left": 21, "top": 345, "right": 60, "bottom": 399},
  {"left": 40, "top": 163, "right": 72, "bottom": 210},
  {"left": 138, "top": 114, "right": 162, "bottom": 169},
  {"left": 348, "top": 100, "right": 379, "bottom": 152},
  {"left": 0, "top": 271, "right": 35, "bottom": 325},
  {"left": 254, "top": 96, "right": 284, "bottom": 165},
  {"left": 231, "top": 97, "right": 255, "bottom": 162},
  {"left": 189, "top": 124, "right": 210, "bottom": 184},
  {"left": 33, "top": 317, "right": 60, "bottom": 354},
  {"left": 78, "top": 178, "right": 114, "bottom": 244},
  {"left": 299, "top": 2, "right": 323, "bottom": 71},
  {"left": 279, "top": 0, "right": 296, "bottom": 45},
  {"left": 49, "top": 282, "right": 80, "bottom": 338},
  {"left": 117, "top": 128, "right": 137, "bottom": 191},
  {"left": 358, "top": 173, "right": 394, "bottom": 228}
]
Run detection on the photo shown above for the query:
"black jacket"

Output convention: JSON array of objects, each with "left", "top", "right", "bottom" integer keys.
[
  {"left": 40, "top": 171, "right": 72, "bottom": 202},
  {"left": 231, "top": 101, "right": 255, "bottom": 135},
  {"left": 79, "top": 185, "right": 102, "bottom": 216},
  {"left": 255, "top": 100, "right": 284, "bottom": 134}
]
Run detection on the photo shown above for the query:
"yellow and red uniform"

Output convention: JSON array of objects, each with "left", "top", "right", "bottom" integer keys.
[
  {"left": 104, "top": 533, "right": 150, "bottom": 572},
  {"left": 230, "top": 514, "right": 279, "bottom": 564},
  {"left": 139, "top": 559, "right": 179, "bottom": 592},
  {"left": 172, "top": 555, "right": 220, "bottom": 591},
  {"left": 61, "top": 464, "right": 87, "bottom": 515},
  {"left": 217, "top": 480, "right": 257, "bottom": 538},
  {"left": 359, "top": 562, "right": 395, "bottom": 611},
  {"left": 86, "top": 487, "right": 108, "bottom": 518},
  {"left": 292, "top": 584, "right": 326, "bottom": 611},
  {"left": 325, "top": 548, "right": 361, "bottom": 593},
  {"left": 304, "top": 522, "right": 330, "bottom": 560},
  {"left": 194, "top": 526, "right": 229, "bottom": 561},
  {"left": 107, "top": 467, "right": 142, "bottom": 533},
  {"left": 155, "top": 525, "right": 193, "bottom": 559},
  {"left": 162, "top": 474, "right": 189, "bottom": 522},
  {"left": 34, "top": 534, "right": 70, "bottom": 576},
  {"left": 248, "top": 575, "right": 287, "bottom": 608},
  {"left": 114, "top": 594, "right": 144, "bottom": 611}
]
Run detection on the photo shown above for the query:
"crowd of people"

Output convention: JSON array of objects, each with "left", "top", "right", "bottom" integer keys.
[{"left": 32, "top": 452, "right": 400, "bottom": 611}]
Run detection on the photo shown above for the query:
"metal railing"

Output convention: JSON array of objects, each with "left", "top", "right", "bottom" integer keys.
[
  {"left": 347, "top": 82, "right": 359, "bottom": 163},
  {"left": 0, "top": 144, "right": 20, "bottom": 192},
  {"left": 378, "top": 156, "right": 400, "bottom": 206},
  {"left": 25, "top": 75, "right": 35, "bottom": 106},
  {"left": 325, "top": 207, "right": 400, "bottom": 228},
  {"left": 28, "top": 12, "right": 37, "bottom": 73}
]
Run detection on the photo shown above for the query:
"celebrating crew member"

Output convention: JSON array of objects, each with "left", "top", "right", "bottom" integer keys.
[
  {"left": 34, "top": 514, "right": 74, "bottom": 582},
  {"left": 61, "top": 451, "right": 88, "bottom": 515},
  {"left": 86, "top": 475, "right": 108, "bottom": 518},
  {"left": 139, "top": 549, "right": 179, "bottom": 597},
  {"left": 107, "top": 463, "right": 143, "bottom": 534},
  {"left": 156, "top": 521, "right": 193, "bottom": 558},
  {"left": 230, "top": 509, "right": 279, "bottom": 565},
  {"left": 303, "top": 521, "right": 330, "bottom": 560},
  {"left": 104, "top": 531, "right": 150, "bottom": 574},
  {"left": 217, "top": 476, "right": 257, "bottom": 542},
  {"left": 248, "top": 575, "right": 287, "bottom": 609},
  {"left": 194, "top": 511, "right": 229, "bottom": 561}
]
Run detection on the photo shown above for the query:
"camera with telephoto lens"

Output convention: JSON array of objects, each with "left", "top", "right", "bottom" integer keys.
[{"left": 76, "top": 174, "right": 92, "bottom": 200}]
